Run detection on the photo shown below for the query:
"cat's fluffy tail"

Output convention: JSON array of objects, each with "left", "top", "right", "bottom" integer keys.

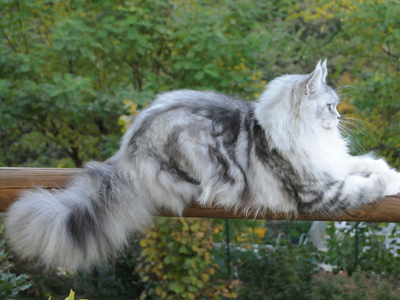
[{"left": 5, "top": 161, "right": 155, "bottom": 268}]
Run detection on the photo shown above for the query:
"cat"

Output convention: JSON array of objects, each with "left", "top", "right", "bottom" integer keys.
[{"left": 5, "top": 60, "right": 400, "bottom": 268}]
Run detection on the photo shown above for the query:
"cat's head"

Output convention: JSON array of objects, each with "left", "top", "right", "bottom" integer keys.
[
  {"left": 256, "top": 60, "right": 342, "bottom": 142},
  {"left": 298, "top": 60, "right": 340, "bottom": 130}
]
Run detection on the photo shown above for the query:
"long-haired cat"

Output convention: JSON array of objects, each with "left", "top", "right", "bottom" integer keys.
[{"left": 5, "top": 60, "right": 400, "bottom": 268}]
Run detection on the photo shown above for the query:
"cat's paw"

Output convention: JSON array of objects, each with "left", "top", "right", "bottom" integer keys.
[
  {"left": 372, "top": 159, "right": 392, "bottom": 173},
  {"left": 351, "top": 158, "right": 390, "bottom": 176},
  {"left": 380, "top": 170, "right": 400, "bottom": 197}
]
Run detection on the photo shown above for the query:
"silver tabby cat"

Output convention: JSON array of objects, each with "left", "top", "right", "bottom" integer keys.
[{"left": 6, "top": 60, "right": 400, "bottom": 268}]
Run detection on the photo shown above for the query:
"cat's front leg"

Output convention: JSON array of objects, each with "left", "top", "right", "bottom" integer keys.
[
  {"left": 348, "top": 155, "right": 391, "bottom": 176},
  {"left": 304, "top": 171, "right": 400, "bottom": 213},
  {"left": 381, "top": 170, "right": 400, "bottom": 197}
]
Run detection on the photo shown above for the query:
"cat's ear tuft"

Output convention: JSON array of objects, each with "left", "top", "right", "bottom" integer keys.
[
  {"left": 321, "top": 59, "right": 328, "bottom": 82},
  {"left": 305, "top": 61, "right": 323, "bottom": 96}
]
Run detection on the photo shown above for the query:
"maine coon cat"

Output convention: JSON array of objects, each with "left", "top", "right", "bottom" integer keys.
[{"left": 5, "top": 60, "right": 400, "bottom": 268}]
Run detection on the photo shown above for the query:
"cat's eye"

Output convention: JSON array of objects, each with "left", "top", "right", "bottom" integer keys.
[{"left": 328, "top": 104, "right": 333, "bottom": 110}]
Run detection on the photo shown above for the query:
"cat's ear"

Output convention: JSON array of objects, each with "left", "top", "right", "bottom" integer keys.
[{"left": 304, "top": 60, "right": 324, "bottom": 96}]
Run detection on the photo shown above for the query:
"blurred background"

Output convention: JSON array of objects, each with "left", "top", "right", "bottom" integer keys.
[{"left": 1, "top": 0, "right": 399, "bottom": 299}]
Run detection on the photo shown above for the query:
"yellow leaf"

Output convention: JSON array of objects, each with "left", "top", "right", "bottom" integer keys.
[
  {"left": 201, "top": 274, "right": 210, "bottom": 282},
  {"left": 255, "top": 227, "right": 267, "bottom": 238},
  {"left": 139, "top": 239, "right": 148, "bottom": 248},
  {"left": 140, "top": 291, "right": 147, "bottom": 300},
  {"left": 204, "top": 252, "right": 211, "bottom": 261},
  {"left": 65, "top": 289, "right": 74, "bottom": 300},
  {"left": 156, "top": 286, "right": 162, "bottom": 295}
]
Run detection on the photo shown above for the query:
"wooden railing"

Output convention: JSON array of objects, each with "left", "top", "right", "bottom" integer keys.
[{"left": 1, "top": 167, "right": 399, "bottom": 223}]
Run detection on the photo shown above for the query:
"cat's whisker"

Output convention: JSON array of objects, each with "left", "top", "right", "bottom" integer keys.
[
  {"left": 339, "top": 118, "right": 366, "bottom": 128},
  {"left": 341, "top": 114, "right": 366, "bottom": 121},
  {"left": 341, "top": 121, "right": 368, "bottom": 136},
  {"left": 338, "top": 124, "right": 365, "bottom": 153},
  {"left": 338, "top": 95, "right": 356, "bottom": 101},
  {"left": 336, "top": 85, "right": 361, "bottom": 103},
  {"left": 340, "top": 115, "right": 368, "bottom": 126},
  {"left": 337, "top": 85, "right": 360, "bottom": 92},
  {"left": 339, "top": 121, "right": 368, "bottom": 136}
]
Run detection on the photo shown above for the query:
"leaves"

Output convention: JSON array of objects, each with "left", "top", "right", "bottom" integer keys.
[
  {"left": 324, "top": 222, "right": 400, "bottom": 277},
  {"left": 136, "top": 218, "right": 238, "bottom": 299},
  {"left": 234, "top": 239, "right": 320, "bottom": 300},
  {"left": 0, "top": 224, "right": 32, "bottom": 299}
]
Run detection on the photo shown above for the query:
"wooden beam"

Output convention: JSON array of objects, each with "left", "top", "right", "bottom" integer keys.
[{"left": 1, "top": 167, "right": 399, "bottom": 222}]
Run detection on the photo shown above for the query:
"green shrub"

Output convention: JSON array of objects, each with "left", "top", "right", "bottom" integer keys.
[
  {"left": 235, "top": 240, "right": 320, "bottom": 300},
  {"left": 0, "top": 224, "right": 32, "bottom": 300},
  {"left": 325, "top": 222, "right": 400, "bottom": 278},
  {"left": 136, "top": 217, "right": 239, "bottom": 300},
  {"left": 312, "top": 270, "right": 400, "bottom": 300}
]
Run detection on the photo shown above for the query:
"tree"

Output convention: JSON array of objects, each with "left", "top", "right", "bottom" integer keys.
[
  {"left": 0, "top": 0, "right": 269, "bottom": 167},
  {"left": 285, "top": 0, "right": 400, "bottom": 168}
]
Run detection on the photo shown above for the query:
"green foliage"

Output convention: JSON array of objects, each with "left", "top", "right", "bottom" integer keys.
[
  {"left": 235, "top": 239, "right": 320, "bottom": 300},
  {"left": 311, "top": 271, "right": 400, "bottom": 300},
  {"left": 264, "top": 220, "right": 313, "bottom": 244},
  {"left": 69, "top": 241, "right": 144, "bottom": 300},
  {"left": 324, "top": 222, "right": 400, "bottom": 278},
  {"left": 0, "top": 0, "right": 270, "bottom": 168},
  {"left": 286, "top": 0, "right": 400, "bottom": 167},
  {"left": 0, "top": 225, "right": 32, "bottom": 300},
  {"left": 136, "top": 217, "right": 238, "bottom": 300},
  {"left": 9, "top": 239, "right": 145, "bottom": 300}
]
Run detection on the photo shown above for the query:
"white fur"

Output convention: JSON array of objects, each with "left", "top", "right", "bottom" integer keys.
[{"left": 255, "top": 60, "right": 399, "bottom": 202}]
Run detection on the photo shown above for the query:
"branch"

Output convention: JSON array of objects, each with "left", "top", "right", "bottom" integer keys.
[
  {"left": 1, "top": 168, "right": 399, "bottom": 222},
  {"left": 0, "top": 26, "right": 18, "bottom": 53},
  {"left": 130, "top": 60, "right": 143, "bottom": 92},
  {"left": 382, "top": 43, "right": 397, "bottom": 58},
  {"left": 15, "top": 1, "right": 29, "bottom": 55}
]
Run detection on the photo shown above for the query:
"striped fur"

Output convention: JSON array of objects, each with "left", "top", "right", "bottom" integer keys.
[{"left": 5, "top": 60, "right": 400, "bottom": 268}]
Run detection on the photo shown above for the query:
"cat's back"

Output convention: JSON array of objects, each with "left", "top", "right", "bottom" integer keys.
[
  {"left": 151, "top": 90, "right": 253, "bottom": 138},
  {"left": 152, "top": 89, "right": 249, "bottom": 112},
  {"left": 120, "top": 89, "right": 254, "bottom": 155}
]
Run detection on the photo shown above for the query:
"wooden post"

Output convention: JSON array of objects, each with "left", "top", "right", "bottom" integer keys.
[{"left": 1, "top": 167, "right": 399, "bottom": 223}]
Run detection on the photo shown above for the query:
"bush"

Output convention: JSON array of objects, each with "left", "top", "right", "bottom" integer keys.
[
  {"left": 235, "top": 240, "right": 320, "bottom": 300},
  {"left": 136, "top": 217, "right": 239, "bottom": 300},
  {"left": 0, "top": 224, "right": 32, "bottom": 300},
  {"left": 324, "top": 222, "right": 400, "bottom": 278},
  {"left": 312, "top": 270, "right": 400, "bottom": 300}
]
